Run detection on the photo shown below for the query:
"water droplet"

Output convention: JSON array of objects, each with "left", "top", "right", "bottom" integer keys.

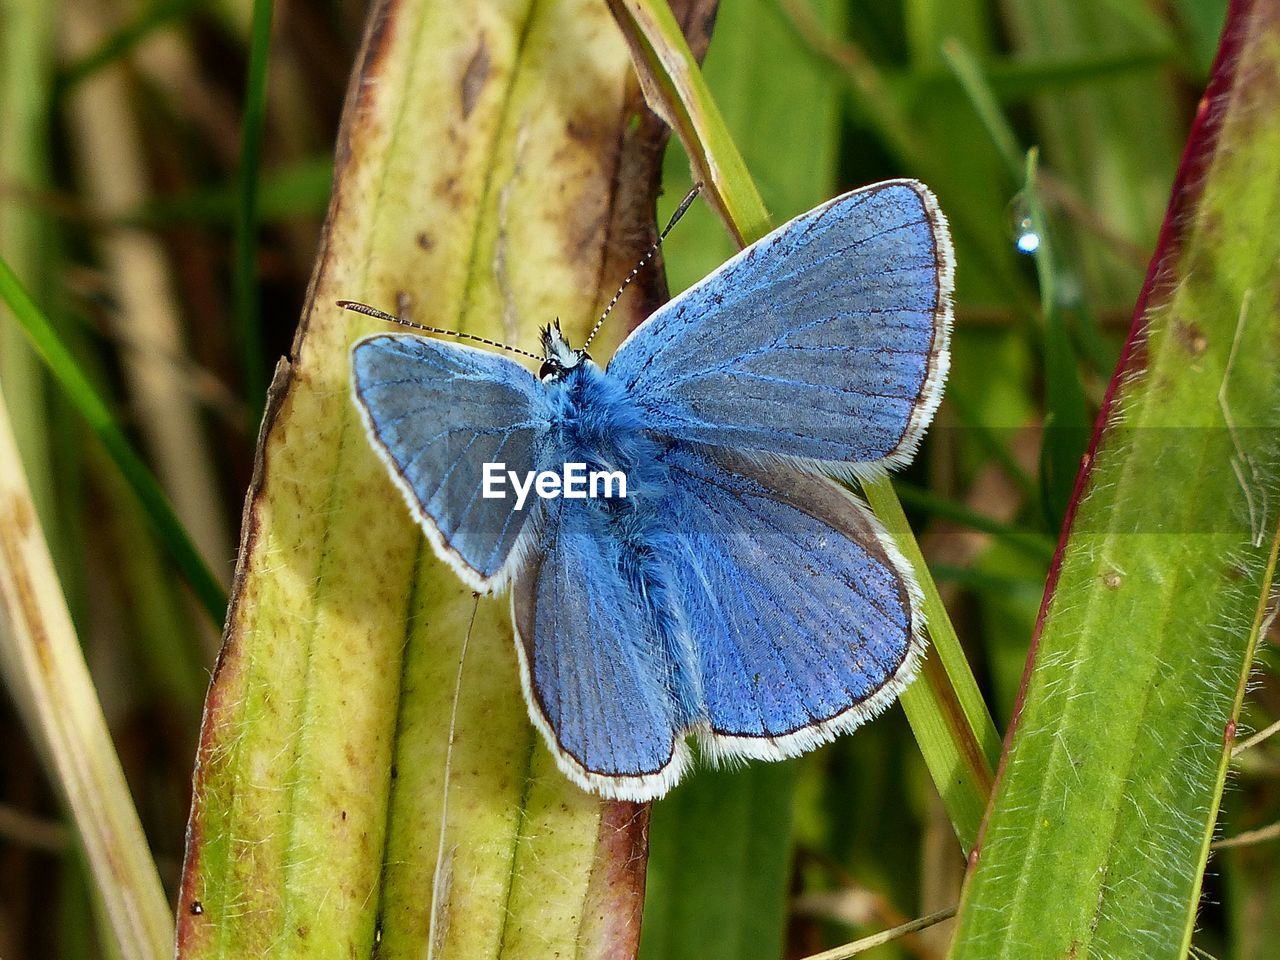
[{"left": 1006, "top": 191, "right": 1040, "bottom": 255}]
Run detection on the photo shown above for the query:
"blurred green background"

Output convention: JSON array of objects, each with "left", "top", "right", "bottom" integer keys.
[{"left": 2, "top": 1, "right": 1277, "bottom": 958}]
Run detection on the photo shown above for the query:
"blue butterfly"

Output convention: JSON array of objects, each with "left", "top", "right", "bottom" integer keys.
[{"left": 349, "top": 179, "right": 953, "bottom": 801}]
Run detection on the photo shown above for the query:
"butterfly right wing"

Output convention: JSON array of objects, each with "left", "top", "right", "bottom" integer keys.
[
  {"left": 606, "top": 180, "right": 952, "bottom": 473},
  {"left": 658, "top": 443, "right": 923, "bottom": 758},
  {"left": 351, "top": 334, "right": 549, "bottom": 590}
]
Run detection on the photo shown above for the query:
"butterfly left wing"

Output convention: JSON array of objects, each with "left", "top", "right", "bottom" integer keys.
[
  {"left": 607, "top": 180, "right": 952, "bottom": 472},
  {"left": 351, "top": 333, "right": 548, "bottom": 589},
  {"left": 510, "top": 497, "right": 691, "bottom": 801},
  {"left": 659, "top": 443, "right": 924, "bottom": 757}
]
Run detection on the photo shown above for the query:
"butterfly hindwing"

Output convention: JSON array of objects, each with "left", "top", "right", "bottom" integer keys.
[
  {"left": 351, "top": 334, "right": 549, "bottom": 589},
  {"left": 510, "top": 496, "right": 690, "bottom": 799},
  {"left": 659, "top": 445, "right": 923, "bottom": 759},
  {"left": 607, "top": 179, "right": 952, "bottom": 471},
  {"left": 511, "top": 439, "right": 923, "bottom": 802}
]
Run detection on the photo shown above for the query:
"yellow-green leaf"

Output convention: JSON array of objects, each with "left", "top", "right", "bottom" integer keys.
[
  {"left": 0, "top": 372, "right": 172, "bottom": 960},
  {"left": 175, "top": 1, "right": 700, "bottom": 954}
]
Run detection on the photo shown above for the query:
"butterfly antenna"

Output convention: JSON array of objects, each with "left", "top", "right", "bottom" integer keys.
[
  {"left": 337, "top": 300, "right": 544, "bottom": 362},
  {"left": 580, "top": 181, "right": 703, "bottom": 352}
]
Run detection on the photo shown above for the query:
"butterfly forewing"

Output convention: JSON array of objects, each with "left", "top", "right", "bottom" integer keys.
[
  {"left": 351, "top": 334, "right": 549, "bottom": 588},
  {"left": 607, "top": 179, "right": 952, "bottom": 472}
]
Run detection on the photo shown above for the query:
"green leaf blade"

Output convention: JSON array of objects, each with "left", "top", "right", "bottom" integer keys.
[
  {"left": 613, "top": 0, "right": 997, "bottom": 863},
  {"left": 0, "top": 256, "right": 227, "bottom": 624},
  {"left": 949, "top": 3, "right": 1280, "bottom": 956}
]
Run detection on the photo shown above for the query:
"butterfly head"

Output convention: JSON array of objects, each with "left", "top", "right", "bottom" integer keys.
[{"left": 539, "top": 319, "right": 591, "bottom": 381}]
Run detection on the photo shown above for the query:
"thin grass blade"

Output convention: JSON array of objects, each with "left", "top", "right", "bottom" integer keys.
[
  {"left": 0, "top": 257, "right": 226, "bottom": 624},
  {"left": 608, "top": 0, "right": 998, "bottom": 854},
  {"left": 1021, "top": 149, "right": 1092, "bottom": 528},
  {"left": 1000, "top": 0, "right": 1182, "bottom": 306},
  {"left": 605, "top": 0, "right": 770, "bottom": 245},
  {"left": 59, "top": 0, "right": 208, "bottom": 90},
  {"left": 0, "top": 384, "right": 172, "bottom": 960},
  {"left": 0, "top": 0, "right": 56, "bottom": 534}
]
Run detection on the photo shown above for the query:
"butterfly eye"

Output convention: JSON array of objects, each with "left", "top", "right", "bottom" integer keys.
[{"left": 539, "top": 361, "right": 561, "bottom": 380}]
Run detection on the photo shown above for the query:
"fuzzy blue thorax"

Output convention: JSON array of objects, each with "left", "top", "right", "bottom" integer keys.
[{"left": 541, "top": 357, "right": 666, "bottom": 499}]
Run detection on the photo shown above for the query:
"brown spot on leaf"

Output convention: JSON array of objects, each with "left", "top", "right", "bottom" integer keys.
[
  {"left": 9, "top": 493, "right": 32, "bottom": 537},
  {"left": 416, "top": 231, "right": 434, "bottom": 251},
  {"left": 566, "top": 117, "right": 605, "bottom": 146},
  {"left": 1175, "top": 319, "right": 1208, "bottom": 357},
  {"left": 1102, "top": 569, "right": 1123, "bottom": 590},
  {"left": 460, "top": 38, "right": 491, "bottom": 119},
  {"left": 435, "top": 174, "right": 462, "bottom": 208}
]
